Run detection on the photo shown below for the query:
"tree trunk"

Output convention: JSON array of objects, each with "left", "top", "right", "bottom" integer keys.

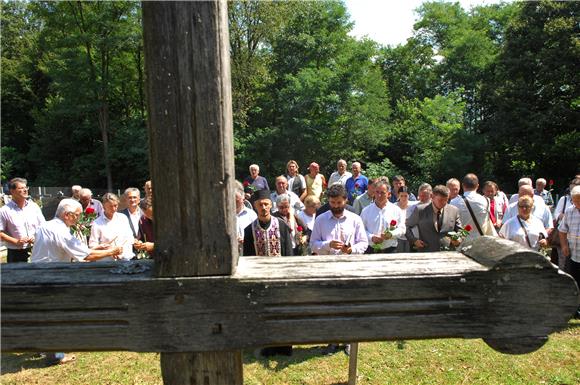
[{"left": 142, "top": 1, "right": 241, "bottom": 384}]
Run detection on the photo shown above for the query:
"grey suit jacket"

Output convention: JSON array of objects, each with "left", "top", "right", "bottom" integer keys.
[{"left": 405, "top": 203, "right": 462, "bottom": 252}]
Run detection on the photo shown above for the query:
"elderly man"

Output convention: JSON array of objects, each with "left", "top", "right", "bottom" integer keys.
[
  {"left": 503, "top": 184, "right": 553, "bottom": 230},
  {"left": 30, "top": 198, "right": 122, "bottom": 365},
  {"left": 89, "top": 193, "right": 135, "bottom": 261},
  {"left": 121, "top": 187, "right": 142, "bottom": 239},
  {"left": 244, "top": 164, "right": 270, "bottom": 191},
  {"left": 305, "top": 162, "right": 326, "bottom": 201},
  {"left": 270, "top": 175, "right": 304, "bottom": 214},
  {"left": 310, "top": 184, "right": 368, "bottom": 255},
  {"left": 0, "top": 178, "right": 46, "bottom": 263},
  {"left": 446, "top": 178, "right": 461, "bottom": 202},
  {"left": 406, "top": 185, "right": 463, "bottom": 252},
  {"left": 345, "top": 162, "right": 368, "bottom": 204},
  {"left": 79, "top": 188, "right": 104, "bottom": 217},
  {"left": 534, "top": 178, "right": 554, "bottom": 207},
  {"left": 417, "top": 183, "right": 433, "bottom": 204},
  {"left": 71, "top": 185, "right": 82, "bottom": 200},
  {"left": 559, "top": 185, "right": 580, "bottom": 318},
  {"left": 390, "top": 175, "right": 417, "bottom": 203},
  {"left": 450, "top": 173, "right": 496, "bottom": 240},
  {"left": 360, "top": 180, "right": 405, "bottom": 253},
  {"left": 328, "top": 159, "right": 352, "bottom": 187},
  {"left": 32, "top": 198, "right": 123, "bottom": 263},
  {"left": 508, "top": 177, "right": 544, "bottom": 206}
]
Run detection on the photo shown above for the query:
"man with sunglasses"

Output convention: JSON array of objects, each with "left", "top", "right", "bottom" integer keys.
[{"left": 0, "top": 178, "right": 45, "bottom": 263}]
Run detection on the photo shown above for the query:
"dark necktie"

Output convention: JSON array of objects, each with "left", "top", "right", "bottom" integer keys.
[{"left": 436, "top": 210, "right": 442, "bottom": 233}]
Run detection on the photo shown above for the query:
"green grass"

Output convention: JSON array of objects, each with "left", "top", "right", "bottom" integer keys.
[{"left": 2, "top": 320, "right": 579, "bottom": 384}]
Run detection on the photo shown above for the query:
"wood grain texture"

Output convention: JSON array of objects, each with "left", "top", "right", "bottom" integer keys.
[
  {"left": 142, "top": 1, "right": 240, "bottom": 383},
  {"left": 142, "top": 0, "right": 236, "bottom": 278},
  {"left": 3, "top": 238, "right": 578, "bottom": 355}
]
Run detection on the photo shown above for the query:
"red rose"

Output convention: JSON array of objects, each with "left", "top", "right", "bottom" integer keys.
[
  {"left": 243, "top": 180, "right": 250, "bottom": 187},
  {"left": 549, "top": 179, "right": 554, "bottom": 186},
  {"left": 355, "top": 183, "right": 360, "bottom": 188},
  {"left": 85, "top": 207, "right": 95, "bottom": 214},
  {"left": 297, "top": 225, "right": 303, "bottom": 232},
  {"left": 390, "top": 219, "right": 397, "bottom": 227},
  {"left": 464, "top": 225, "right": 472, "bottom": 232}
]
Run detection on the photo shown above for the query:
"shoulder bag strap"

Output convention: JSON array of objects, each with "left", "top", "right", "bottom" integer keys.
[
  {"left": 516, "top": 216, "right": 533, "bottom": 248},
  {"left": 461, "top": 195, "right": 484, "bottom": 235}
]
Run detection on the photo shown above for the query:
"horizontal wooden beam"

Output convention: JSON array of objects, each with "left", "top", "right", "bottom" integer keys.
[{"left": 2, "top": 237, "right": 578, "bottom": 355}]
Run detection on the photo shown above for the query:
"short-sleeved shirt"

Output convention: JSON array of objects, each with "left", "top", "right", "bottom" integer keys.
[
  {"left": 559, "top": 205, "right": 580, "bottom": 262},
  {"left": 31, "top": 218, "right": 90, "bottom": 263},
  {"left": 89, "top": 213, "right": 135, "bottom": 260},
  {"left": 499, "top": 215, "right": 547, "bottom": 251},
  {"left": 0, "top": 199, "right": 46, "bottom": 249},
  {"left": 345, "top": 175, "right": 369, "bottom": 204}
]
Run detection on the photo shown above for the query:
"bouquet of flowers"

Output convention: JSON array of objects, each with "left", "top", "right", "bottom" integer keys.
[
  {"left": 295, "top": 225, "right": 309, "bottom": 256},
  {"left": 444, "top": 224, "right": 472, "bottom": 250},
  {"left": 70, "top": 207, "right": 97, "bottom": 239},
  {"left": 351, "top": 183, "right": 361, "bottom": 200},
  {"left": 372, "top": 219, "right": 398, "bottom": 251}
]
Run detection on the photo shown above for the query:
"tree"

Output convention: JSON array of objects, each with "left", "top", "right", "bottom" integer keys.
[
  {"left": 483, "top": 0, "right": 580, "bottom": 187},
  {"left": 28, "top": 1, "right": 146, "bottom": 188}
]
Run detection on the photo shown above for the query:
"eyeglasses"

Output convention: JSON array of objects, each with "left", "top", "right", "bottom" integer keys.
[
  {"left": 67, "top": 211, "right": 80, "bottom": 219},
  {"left": 15, "top": 186, "right": 29, "bottom": 191},
  {"left": 518, "top": 205, "right": 532, "bottom": 209}
]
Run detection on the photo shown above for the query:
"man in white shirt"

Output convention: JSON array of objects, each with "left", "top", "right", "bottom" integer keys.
[
  {"left": 450, "top": 173, "right": 496, "bottom": 240},
  {"left": 446, "top": 178, "right": 461, "bottom": 202},
  {"left": 89, "top": 193, "right": 135, "bottom": 260},
  {"left": 328, "top": 159, "right": 352, "bottom": 187},
  {"left": 32, "top": 199, "right": 123, "bottom": 263},
  {"left": 120, "top": 187, "right": 142, "bottom": 239},
  {"left": 310, "top": 184, "right": 368, "bottom": 255},
  {"left": 360, "top": 180, "right": 405, "bottom": 253},
  {"left": 508, "top": 177, "right": 546, "bottom": 208},
  {"left": 0, "top": 178, "right": 46, "bottom": 263},
  {"left": 30, "top": 198, "right": 122, "bottom": 365},
  {"left": 559, "top": 185, "right": 580, "bottom": 318},
  {"left": 503, "top": 185, "right": 553, "bottom": 230},
  {"left": 270, "top": 175, "right": 304, "bottom": 213}
]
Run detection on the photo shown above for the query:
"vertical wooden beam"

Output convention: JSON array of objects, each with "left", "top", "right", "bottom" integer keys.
[
  {"left": 142, "top": 0, "right": 237, "bottom": 277},
  {"left": 142, "top": 1, "right": 242, "bottom": 384}
]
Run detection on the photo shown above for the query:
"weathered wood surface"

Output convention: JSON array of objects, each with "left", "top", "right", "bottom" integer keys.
[
  {"left": 3, "top": 237, "right": 578, "bottom": 355},
  {"left": 142, "top": 0, "right": 236, "bottom": 278},
  {"left": 142, "top": 0, "right": 240, "bottom": 383}
]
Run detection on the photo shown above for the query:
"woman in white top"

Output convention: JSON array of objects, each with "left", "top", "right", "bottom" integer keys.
[
  {"left": 296, "top": 195, "right": 319, "bottom": 232},
  {"left": 396, "top": 186, "right": 419, "bottom": 253},
  {"left": 499, "top": 196, "right": 548, "bottom": 251}
]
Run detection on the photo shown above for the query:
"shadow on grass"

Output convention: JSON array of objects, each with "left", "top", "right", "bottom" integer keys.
[
  {"left": 244, "top": 345, "right": 347, "bottom": 371},
  {"left": 1, "top": 353, "right": 53, "bottom": 374}
]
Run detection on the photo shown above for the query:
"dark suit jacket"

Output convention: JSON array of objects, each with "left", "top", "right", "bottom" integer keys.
[{"left": 405, "top": 203, "right": 462, "bottom": 252}]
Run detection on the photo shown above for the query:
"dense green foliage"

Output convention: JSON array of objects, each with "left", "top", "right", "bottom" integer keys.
[{"left": 2, "top": 0, "right": 578, "bottom": 192}]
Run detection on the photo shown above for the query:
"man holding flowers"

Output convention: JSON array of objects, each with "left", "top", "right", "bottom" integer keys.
[
  {"left": 405, "top": 185, "right": 463, "bottom": 252},
  {"left": 360, "top": 180, "right": 405, "bottom": 253}
]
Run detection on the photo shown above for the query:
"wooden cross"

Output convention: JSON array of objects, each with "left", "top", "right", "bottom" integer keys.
[{"left": 2, "top": 2, "right": 578, "bottom": 384}]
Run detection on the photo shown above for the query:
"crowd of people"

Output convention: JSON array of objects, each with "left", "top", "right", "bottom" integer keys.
[{"left": 1, "top": 161, "right": 579, "bottom": 360}]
